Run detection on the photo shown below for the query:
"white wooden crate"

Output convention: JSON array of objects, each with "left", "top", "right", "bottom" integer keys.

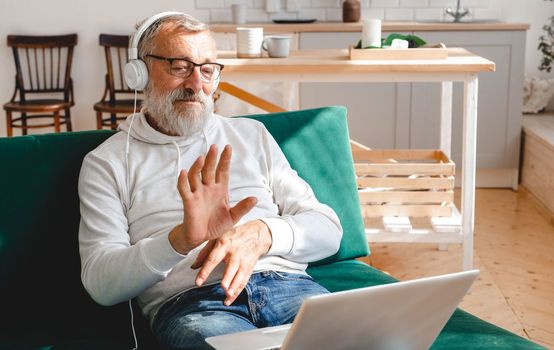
[
  {"left": 351, "top": 140, "right": 461, "bottom": 241},
  {"left": 352, "top": 142, "right": 455, "bottom": 218}
]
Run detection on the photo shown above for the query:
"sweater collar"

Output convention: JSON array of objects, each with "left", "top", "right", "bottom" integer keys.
[{"left": 119, "top": 110, "right": 217, "bottom": 146}]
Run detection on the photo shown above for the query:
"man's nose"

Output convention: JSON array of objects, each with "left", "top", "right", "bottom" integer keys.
[{"left": 183, "top": 67, "right": 203, "bottom": 93}]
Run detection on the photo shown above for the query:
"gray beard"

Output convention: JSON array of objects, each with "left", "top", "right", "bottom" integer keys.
[{"left": 142, "top": 86, "right": 214, "bottom": 137}]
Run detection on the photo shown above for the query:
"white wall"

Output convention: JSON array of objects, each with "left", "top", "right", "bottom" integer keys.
[
  {"left": 493, "top": 0, "right": 554, "bottom": 79},
  {"left": 0, "top": 0, "right": 552, "bottom": 137},
  {"left": 0, "top": 0, "right": 205, "bottom": 136}
]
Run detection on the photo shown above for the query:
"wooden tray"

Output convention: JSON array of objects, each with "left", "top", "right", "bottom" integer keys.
[
  {"left": 352, "top": 144, "right": 455, "bottom": 218},
  {"left": 349, "top": 45, "right": 448, "bottom": 60}
]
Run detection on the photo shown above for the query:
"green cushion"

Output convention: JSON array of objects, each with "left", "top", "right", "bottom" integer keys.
[
  {"left": 243, "top": 106, "right": 369, "bottom": 264},
  {"left": 0, "top": 131, "right": 138, "bottom": 347},
  {"left": 0, "top": 338, "right": 127, "bottom": 350},
  {"left": 308, "top": 260, "right": 397, "bottom": 291},
  {"left": 434, "top": 310, "right": 546, "bottom": 350}
]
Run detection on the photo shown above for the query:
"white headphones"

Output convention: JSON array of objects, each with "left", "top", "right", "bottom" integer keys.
[{"left": 124, "top": 11, "right": 220, "bottom": 93}]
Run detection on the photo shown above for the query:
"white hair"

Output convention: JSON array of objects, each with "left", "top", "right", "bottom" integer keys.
[{"left": 132, "top": 13, "right": 210, "bottom": 60}]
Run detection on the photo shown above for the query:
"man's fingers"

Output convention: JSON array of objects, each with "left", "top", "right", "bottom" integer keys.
[
  {"left": 201, "top": 144, "right": 218, "bottom": 185},
  {"left": 229, "top": 197, "right": 257, "bottom": 224},
  {"left": 195, "top": 241, "right": 227, "bottom": 286},
  {"left": 220, "top": 255, "right": 240, "bottom": 291},
  {"left": 177, "top": 170, "right": 191, "bottom": 199},
  {"left": 191, "top": 240, "right": 216, "bottom": 269},
  {"left": 215, "top": 145, "right": 232, "bottom": 184},
  {"left": 225, "top": 267, "right": 250, "bottom": 306},
  {"left": 188, "top": 156, "right": 205, "bottom": 192}
]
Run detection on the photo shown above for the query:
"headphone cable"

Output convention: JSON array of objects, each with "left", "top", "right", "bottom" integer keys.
[{"left": 127, "top": 89, "right": 140, "bottom": 350}]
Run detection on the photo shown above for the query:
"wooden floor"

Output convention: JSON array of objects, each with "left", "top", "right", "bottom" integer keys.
[{"left": 360, "top": 188, "right": 554, "bottom": 349}]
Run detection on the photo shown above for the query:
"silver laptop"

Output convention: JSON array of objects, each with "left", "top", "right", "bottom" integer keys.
[{"left": 206, "top": 269, "right": 479, "bottom": 350}]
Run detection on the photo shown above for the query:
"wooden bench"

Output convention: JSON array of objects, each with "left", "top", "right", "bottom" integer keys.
[{"left": 521, "top": 113, "right": 554, "bottom": 222}]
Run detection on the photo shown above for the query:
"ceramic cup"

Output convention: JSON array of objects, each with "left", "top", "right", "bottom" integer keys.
[
  {"left": 236, "top": 27, "right": 264, "bottom": 58},
  {"left": 262, "top": 35, "right": 291, "bottom": 58},
  {"left": 231, "top": 4, "right": 246, "bottom": 24}
]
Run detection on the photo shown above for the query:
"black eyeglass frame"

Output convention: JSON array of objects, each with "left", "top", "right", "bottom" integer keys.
[{"left": 144, "top": 54, "right": 224, "bottom": 81}]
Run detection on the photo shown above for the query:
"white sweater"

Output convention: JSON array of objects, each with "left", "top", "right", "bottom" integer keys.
[{"left": 78, "top": 112, "right": 342, "bottom": 323}]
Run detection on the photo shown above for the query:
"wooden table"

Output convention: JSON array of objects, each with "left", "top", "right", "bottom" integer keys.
[
  {"left": 217, "top": 48, "right": 495, "bottom": 270},
  {"left": 210, "top": 21, "right": 530, "bottom": 33}
]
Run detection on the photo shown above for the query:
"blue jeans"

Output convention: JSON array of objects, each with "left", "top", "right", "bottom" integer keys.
[{"left": 152, "top": 270, "right": 329, "bottom": 350}]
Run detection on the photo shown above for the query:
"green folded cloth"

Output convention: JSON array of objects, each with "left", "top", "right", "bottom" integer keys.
[{"left": 354, "top": 33, "right": 427, "bottom": 49}]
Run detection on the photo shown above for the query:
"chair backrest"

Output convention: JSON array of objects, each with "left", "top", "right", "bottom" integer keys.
[
  {"left": 98, "top": 33, "right": 135, "bottom": 101},
  {"left": 7, "top": 34, "right": 77, "bottom": 102}
]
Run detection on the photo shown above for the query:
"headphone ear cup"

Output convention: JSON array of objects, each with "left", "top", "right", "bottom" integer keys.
[{"left": 124, "top": 59, "right": 149, "bottom": 90}]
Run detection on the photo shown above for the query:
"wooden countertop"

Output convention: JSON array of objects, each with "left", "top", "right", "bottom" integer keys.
[
  {"left": 217, "top": 48, "right": 495, "bottom": 75},
  {"left": 210, "top": 21, "right": 529, "bottom": 33}
]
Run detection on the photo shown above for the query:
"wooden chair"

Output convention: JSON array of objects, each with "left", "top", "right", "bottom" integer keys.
[
  {"left": 3, "top": 34, "right": 77, "bottom": 136},
  {"left": 94, "top": 34, "right": 142, "bottom": 130}
]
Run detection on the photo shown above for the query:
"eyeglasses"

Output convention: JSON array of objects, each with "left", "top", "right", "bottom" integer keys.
[{"left": 145, "top": 54, "right": 224, "bottom": 82}]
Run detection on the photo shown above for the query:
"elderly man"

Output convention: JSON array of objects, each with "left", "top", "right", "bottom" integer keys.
[{"left": 78, "top": 12, "right": 342, "bottom": 349}]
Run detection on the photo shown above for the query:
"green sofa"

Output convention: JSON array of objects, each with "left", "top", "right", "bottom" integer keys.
[{"left": 0, "top": 106, "right": 545, "bottom": 349}]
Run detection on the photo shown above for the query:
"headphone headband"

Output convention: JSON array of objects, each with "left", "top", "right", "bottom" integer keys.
[
  {"left": 128, "top": 11, "right": 185, "bottom": 60},
  {"left": 125, "top": 11, "right": 218, "bottom": 92}
]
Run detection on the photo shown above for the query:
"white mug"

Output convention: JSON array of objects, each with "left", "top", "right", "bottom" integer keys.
[
  {"left": 236, "top": 27, "right": 263, "bottom": 58},
  {"left": 262, "top": 35, "right": 291, "bottom": 58},
  {"left": 231, "top": 4, "right": 246, "bottom": 24}
]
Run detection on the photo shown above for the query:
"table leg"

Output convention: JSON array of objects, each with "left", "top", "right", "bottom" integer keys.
[
  {"left": 462, "top": 75, "right": 478, "bottom": 271},
  {"left": 438, "top": 81, "right": 454, "bottom": 252},
  {"left": 440, "top": 81, "right": 453, "bottom": 158}
]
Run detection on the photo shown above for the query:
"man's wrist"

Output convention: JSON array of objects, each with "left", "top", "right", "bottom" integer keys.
[
  {"left": 168, "top": 224, "right": 196, "bottom": 255},
  {"left": 256, "top": 219, "right": 273, "bottom": 255}
]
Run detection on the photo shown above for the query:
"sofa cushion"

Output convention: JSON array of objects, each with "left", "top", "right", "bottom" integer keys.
[
  {"left": 434, "top": 309, "right": 546, "bottom": 350},
  {"left": 0, "top": 338, "right": 127, "bottom": 350},
  {"left": 244, "top": 106, "right": 369, "bottom": 264},
  {"left": 307, "top": 259, "right": 397, "bottom": 291},
  {"left": 0, "top": 131, "right": 134, "bottom": 347}
]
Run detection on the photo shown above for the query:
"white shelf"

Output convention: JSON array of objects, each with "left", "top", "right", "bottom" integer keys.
[
  {"left": 366, "top": 230, "right": 462, "bottom": 243},
  {"left": 365, "top": 205, "right": 462, "bottom": 244}
]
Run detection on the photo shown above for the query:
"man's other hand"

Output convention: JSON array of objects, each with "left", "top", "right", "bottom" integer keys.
[
  {"left": 192, "top": 219, "right": 272, "bottom": 306},
  {"left": 169, "top": 144, "right": 257, "bottom": 255}
]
